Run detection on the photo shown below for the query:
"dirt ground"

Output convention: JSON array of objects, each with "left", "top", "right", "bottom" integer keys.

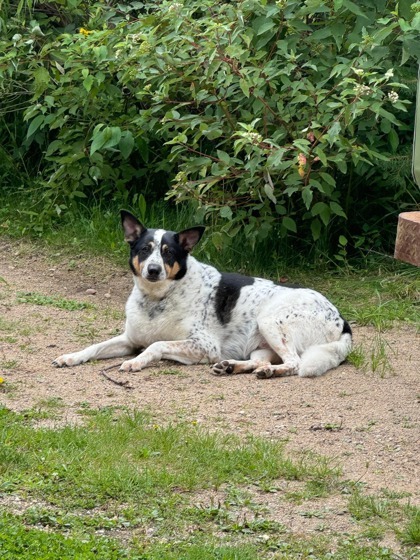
[{"left": 0, "top": 239, "right": 419, "bottom": 506}]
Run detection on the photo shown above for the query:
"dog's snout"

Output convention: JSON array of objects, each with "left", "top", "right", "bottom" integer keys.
[{"left": 147, "top": 264, "right": 162, "bottom": 278}]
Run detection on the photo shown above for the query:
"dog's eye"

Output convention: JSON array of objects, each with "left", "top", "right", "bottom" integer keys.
[
  {"left": 162, "top": 246, "right": 172, "bottom": 256},
  {"left": 140, "top": 245, "right": 151, "bottom": 255}
]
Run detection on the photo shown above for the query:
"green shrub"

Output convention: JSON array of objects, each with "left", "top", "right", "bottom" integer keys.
[{"left": 0, "top": 0, "right": 419, "bottom": 253}]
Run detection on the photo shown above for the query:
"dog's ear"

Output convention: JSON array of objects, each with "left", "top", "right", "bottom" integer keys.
[
  {"left": 121, "top": 210, "right": 146, "bottom": 243},
  {"left": 177, "top": 226, "right": 205, "bottom": 252}
]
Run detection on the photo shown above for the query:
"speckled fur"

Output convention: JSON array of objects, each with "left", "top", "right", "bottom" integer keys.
[{"left": 53, "top": 211, "right": 352, "bottom": 378}]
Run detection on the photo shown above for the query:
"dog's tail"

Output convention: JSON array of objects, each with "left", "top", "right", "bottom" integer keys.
[{"left": 298, "top": 321, "right": 352, "bottom": 378}]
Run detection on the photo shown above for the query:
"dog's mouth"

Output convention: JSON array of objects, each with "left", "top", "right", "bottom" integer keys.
[{"left": 145, "top": 275, "right": 161, "bottom": 283}]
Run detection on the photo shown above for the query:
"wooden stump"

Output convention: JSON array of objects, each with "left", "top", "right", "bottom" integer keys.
[{"left": 394, "top": 211, "right": 420, "bottom": 267}]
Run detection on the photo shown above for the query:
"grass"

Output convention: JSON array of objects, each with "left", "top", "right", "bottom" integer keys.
[
  {"left": 0, "top": 407, "right": 340, "bottom": 507},
  {"left": 16, "top": 291, "right": 95, "bottom": 311},
  {"left": 0, "top": 405, "right": 418, "bottom": 558},
  {"left": 347, "top": 334, "right": 396, "bottom": 378}
]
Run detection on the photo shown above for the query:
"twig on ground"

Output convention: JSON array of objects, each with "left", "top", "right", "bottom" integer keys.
[{"left": 99, "top": 363, "right": 133, "bottom": 389}]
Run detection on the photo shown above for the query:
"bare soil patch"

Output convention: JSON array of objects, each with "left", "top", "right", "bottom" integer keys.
[{"left": 1, "top": 239, "right": 419, "bottom": 505}]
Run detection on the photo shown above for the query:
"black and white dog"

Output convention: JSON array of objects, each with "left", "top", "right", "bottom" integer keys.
[{"left": 53, "top": 211, "right": 352, "bottom": 379}]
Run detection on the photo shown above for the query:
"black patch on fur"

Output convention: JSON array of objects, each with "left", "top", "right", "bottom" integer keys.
[
  {"left": 161, "top": 232, "right": 189, "bottom": 280},
  {"left": 342, "top": 319, "right": 352, "bottom": 336},
  {"left": 215, "top": 273, "right": 255, "bottom": 325},
  {"left": 128, "top": 229, "right": 156, "bottom": 275}
]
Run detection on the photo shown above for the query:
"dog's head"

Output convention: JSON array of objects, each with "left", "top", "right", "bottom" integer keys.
[{"left": 121, "top": 210, "right": 205, "bottom": 287}]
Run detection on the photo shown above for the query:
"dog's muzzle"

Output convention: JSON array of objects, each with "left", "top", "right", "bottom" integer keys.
[{"left": 146, "top": 263, "right": 163, "bottom": 282}]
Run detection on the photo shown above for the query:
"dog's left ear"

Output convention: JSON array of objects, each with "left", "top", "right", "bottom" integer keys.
[
  {"left": 121, "top": 210, "right": 146, "bottom": 243},
  {"left": 177, "top": 226, "right": 205, "bottom": 252}
]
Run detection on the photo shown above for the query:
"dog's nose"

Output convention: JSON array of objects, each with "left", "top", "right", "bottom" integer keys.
[{"left": 147, "top": 264, "right": 162, "bottom": 278}]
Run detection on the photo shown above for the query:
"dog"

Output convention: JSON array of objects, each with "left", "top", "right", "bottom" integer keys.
[{"left": 53, "top": 210, "right": 352, "bottom": 378}]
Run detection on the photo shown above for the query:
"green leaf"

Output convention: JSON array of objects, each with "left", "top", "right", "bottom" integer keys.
[
  {"left": 264, "top": 183, "right": 277, "bottom": 204},
  {"left": 319, "top": 172, "right": 336, "bottom": 187},
  {"left": 311, "top": 202, "right": 331, "bottom": 226},
  {"left": 301, "top": 187, "right": 313, "bottom": 210},
  {"left": 27, "top": 115, "right": 45, "bottom": 138},
  {"left": 90, "top": 129, "right": 107, "bottom": 156},
  {"left": 342, "top": 0, "right": 369, "bottom": 18},
  {"left": 102, "top": 127, "right": 122, "bottom": 150},
  {"left": 220, "top": 206, "right": 233, "bottom": 219},
  {"left": 253, "top": 17, "right": 276, "bottom": 36},
  {"left": 282, "top": 216, "right": 297, "bottom": 233},
  {"left": 388, "top": 128, "right": 399, "bottom": 153},
  {"left": 330, "top": 201, "right": 347, "bottom": 218},
  {"left": 83, "top": 75, "right": 94, "bottom": 92},
  {"left": 137, "top": 193, "right": 147, "bottom": 222},
  {"left": 119, "top": 131, "right": 135, "bottom": 159},
  {"left": 33, "top": 66, "right": 50, "bottom": 96},
  {"left": 217, "top": 150, "right": 231, "bottom": 164},
  {"left": 398, "top": 0, "right": 414, "bottom": 19},
  {"left": 311, "top": 218, "right": 322, "bottom": 241},
  {"left": 267, "top": 148, "right": 286, "bottom": 168},
  {"left": 325, "top": 121, "right": 341, "bottom": 145},
  {"left": 239, "top": 78, "right": 250, "bottom": 98}
]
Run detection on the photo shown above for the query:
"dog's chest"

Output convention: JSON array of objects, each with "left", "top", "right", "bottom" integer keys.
[{"left": 125, "top": 287, "right": 201, "bottom": 346}]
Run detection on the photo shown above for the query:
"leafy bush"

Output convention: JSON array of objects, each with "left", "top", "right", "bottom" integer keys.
[{"left": 0, "top": 0, "right": 419, "bottom": 254}]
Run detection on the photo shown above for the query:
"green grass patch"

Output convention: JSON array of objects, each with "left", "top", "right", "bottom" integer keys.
[
  {"left": 399, "top": 506, "right": 420, "bottom": 546},
  {"left": 0, "top": 407, "right": 340, "bottom": 508},
  {"left": 0, "top": 512, "right": 133, "bottom": 560},
  {"left": 0, "top": 410, "right": 338, "bottom": 507},
  {"left": 347, "top": 334, "right": 396, "bottom": 377},
  {"left": 0, "top": 406, "right": 418, "bottom": 558},
  {"left": 16, "top": 292, "right": 95, "bottom": 311},
  {"left": 2, "top": 508, "right": 412, "bottom": 559}
]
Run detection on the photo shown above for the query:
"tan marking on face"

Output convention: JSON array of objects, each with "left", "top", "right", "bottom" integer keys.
[
  {"left": 164, "top": 262, "right": 181, "bottom": 279},
  {"left": 132, "top": 255, "right": 145, "bottom": 276}
]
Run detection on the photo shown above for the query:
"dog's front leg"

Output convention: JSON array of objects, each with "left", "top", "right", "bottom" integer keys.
[
  {"left": 53, "top": 334, "right": 136, "bottom": 367},
  {"left": 120, "top": 339, "right": 209, "bottom": 372}
]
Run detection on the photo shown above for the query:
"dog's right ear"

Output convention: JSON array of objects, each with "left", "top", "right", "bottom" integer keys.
[{"left": 120, "top": 210, "right": 146, "bottom": 243}]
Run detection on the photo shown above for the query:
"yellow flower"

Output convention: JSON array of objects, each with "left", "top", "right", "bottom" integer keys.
[
  {"left": 79, "top": 28, "right": 93, "bottom": 36},
  {"left": 0, "top": 377, "right": 4, "bottom": 384}
]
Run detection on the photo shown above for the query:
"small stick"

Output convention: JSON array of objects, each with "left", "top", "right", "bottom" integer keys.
[{"left": 99, "top": 363, "right": 133, "bottom": 389}]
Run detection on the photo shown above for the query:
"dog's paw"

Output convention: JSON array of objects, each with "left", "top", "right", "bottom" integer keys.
[
  {"left": 211, "top": 360, "right": 235, "bottom": 376},
  {"left": 119, "top": 358, "right": 145, "bottom": 372},
  {"left": 52, "top": 354, "right": 80, "bottom": 368},
  {"left": 255, "top": 366, "right": 273, "bottom": 379}
]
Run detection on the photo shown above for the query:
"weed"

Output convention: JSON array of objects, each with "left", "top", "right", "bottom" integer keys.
[
  {"left": 156, "top": 368, "right": 185, "bottom": 376},
  {"left": 0, "top": 511, "right": 134, "bottom": 559},
  {"left": 74, "top": 324, "right": 102, "bottom": 342},
  {"left": 347, "top": 335, "right": 395, "bottom": 377},
  {"left": 369, "top": 335, "right": 394, "bottom": 377},
  {"left": 0, "top": 318, "right": 18, "bottom": 333},
  {"left": 398, "top": 506, "right": 420, "bottom": 546},
  {"left": 1, "top": 359, "right": 18, "bottom": 370},
  {"left": 348, "top": 492, "right": 392, "bottom": 521},
  {"left": 347, "top": 344, "right": 367, "bottom": 370},
  {"left": 17, "top": 292, "right": 95, "bottom": 311},
  {"left": 0, "top": 336, "right": 17, "bottom": 343}
]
